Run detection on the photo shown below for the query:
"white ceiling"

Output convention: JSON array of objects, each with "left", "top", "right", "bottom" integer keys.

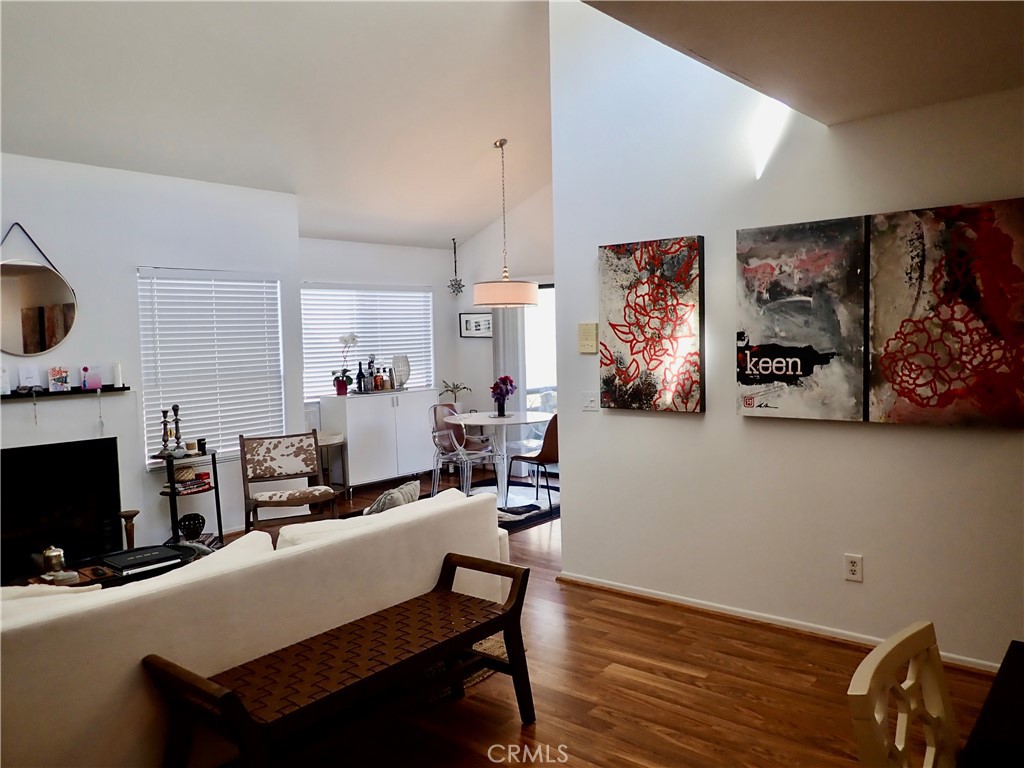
[
  {"left": 1, "top": 1, "right": 553, "bottom": 248},
  {"left": 3, "top": 2, "right": 1022, "bottom": 249}
]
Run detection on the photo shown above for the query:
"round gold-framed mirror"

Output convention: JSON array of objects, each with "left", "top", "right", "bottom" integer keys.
[{"left": 1, "top": 259, "right": 78, "bottom": 355}]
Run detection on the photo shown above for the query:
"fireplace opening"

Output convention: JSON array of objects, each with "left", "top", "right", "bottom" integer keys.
[{"left": 1, "top": 436, "right": 124, "bottom": 584}]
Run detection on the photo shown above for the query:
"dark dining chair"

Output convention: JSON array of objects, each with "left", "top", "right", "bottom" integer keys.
[{"left": 505, "top": 414, "right": 558, "bottom": 509}]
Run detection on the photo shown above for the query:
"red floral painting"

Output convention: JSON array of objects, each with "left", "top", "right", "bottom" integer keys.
[
  {"left": 599, "top": 236, "right": 705, "bottom": 412},
  {"left": 870, "top": 198, "right": 1024, "bottom": 426}
]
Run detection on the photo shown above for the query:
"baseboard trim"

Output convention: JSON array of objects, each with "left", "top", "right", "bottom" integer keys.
[{"left": 556, "top": 571, "right": 999, "bottom": 673}]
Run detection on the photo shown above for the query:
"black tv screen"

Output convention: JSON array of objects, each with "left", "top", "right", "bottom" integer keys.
[{"left": 1, "top": 436, "right": 124, "bottom": 583}]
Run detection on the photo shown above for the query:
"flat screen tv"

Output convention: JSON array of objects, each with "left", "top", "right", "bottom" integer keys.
[{"left": 1, "top": 436, "right": 124, "bottom": 583}]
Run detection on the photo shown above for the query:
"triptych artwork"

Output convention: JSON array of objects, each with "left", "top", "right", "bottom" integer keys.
[
  {"left": 595, "top": 197, "right": 1023, "bottom": 428},
  {"left": 736, "top": 197, "right": 1024, "bottom": 427},
  {"left": 598, "top": 236, "right": 705, "bottom": 413}
]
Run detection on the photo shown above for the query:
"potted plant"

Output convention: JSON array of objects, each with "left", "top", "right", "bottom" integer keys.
[
  {"left": 440, "top": 380, "right": 472, "bottom": 403},
  {"left": 332, "top": 333, "right": 359, "bottom": 395},
  {"left": 332, "top": 368, "right": 353, "bottom": 395}
]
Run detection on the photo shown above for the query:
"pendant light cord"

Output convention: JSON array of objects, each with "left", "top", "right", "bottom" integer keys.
[
  {"left": 452, "top": 237, "right": 458, "bottom": 276},
  {"left": 495, "top": 138, "right": 509, "bottom": 280}
]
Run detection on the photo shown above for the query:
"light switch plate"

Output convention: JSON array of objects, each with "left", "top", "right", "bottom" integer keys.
[
  {"left": 582, "top": 391, "right": 600, "bottom": 411},
  {"left": 578, "top": 323, "right": 599, "bottom": 353}
]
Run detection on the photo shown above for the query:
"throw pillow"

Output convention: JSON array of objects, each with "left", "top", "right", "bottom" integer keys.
[{"left": 363, "top": 479, "right": 421, "bottom": 515}]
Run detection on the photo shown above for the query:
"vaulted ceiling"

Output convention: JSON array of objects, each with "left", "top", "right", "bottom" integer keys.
[
  {"left": 3, "top": 1, "right": 1021, "bottom": 249},
  {"left": 587, "top": 1, "right": 1024, "bottom": 125},
  {"left": 2, "top": 1, "right": 552, "bottom": 248}
]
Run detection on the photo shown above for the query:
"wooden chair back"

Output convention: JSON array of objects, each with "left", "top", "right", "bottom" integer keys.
[
  {"left": 239, "top": 431, "right": 325, "bottom": 487},
  {"left": 534, "top": 414, "right": 558, "bottom": 463},
  {"left": 847, "top": 620, "right": 959, "bottom": 768}
]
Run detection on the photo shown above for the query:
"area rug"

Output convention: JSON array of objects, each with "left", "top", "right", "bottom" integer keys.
[
  {"left": 470, "top": 479, "right": 560, "bottom": 534},
  {"left": 423, "top": 634, "right": 506, "bottom": 702},
  {"left": 464, "top": 634, "right": 506, "bottom": 687}
]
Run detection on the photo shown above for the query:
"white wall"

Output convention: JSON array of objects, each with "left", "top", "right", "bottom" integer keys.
[
  {"left": 1, "top": 154, "right": 302, "bottom": 546},
  {"left": 550, "top": 1, "right": 1024, "bottom": 666}
]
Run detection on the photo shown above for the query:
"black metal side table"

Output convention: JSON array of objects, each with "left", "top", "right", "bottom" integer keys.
[{"left": 160, "top": 451, "right": 224, "bottom": 546}]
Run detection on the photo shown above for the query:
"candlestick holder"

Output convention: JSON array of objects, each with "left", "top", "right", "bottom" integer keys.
[
  {"left": 172, "top": 403, "right": 182, "bottom": 450},
  {"left": 154, "top": 409, "right": 172, "bottom": 458}
]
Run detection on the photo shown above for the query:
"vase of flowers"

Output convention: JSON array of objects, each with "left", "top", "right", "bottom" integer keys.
[{"left": 491, "top": 375, "right": 516, "bottom": 418}]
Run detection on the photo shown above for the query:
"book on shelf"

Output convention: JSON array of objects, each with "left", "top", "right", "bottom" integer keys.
[
  {"left": 162, "top": 480, "right": 212, "bottom": 494},
  {"left": 174, "top": 483, "right": 212, "bottom": 496},
  {"left": 103, "top": 546, "right": 182, "bottom": 576}
]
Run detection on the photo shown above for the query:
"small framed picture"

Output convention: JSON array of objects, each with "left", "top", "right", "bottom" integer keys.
[
  {"left": 48, "top": 365, "right": 70, "bottom": 392},
  {"left": 459, "top": 312, "right": 493, "bottom": 339}
]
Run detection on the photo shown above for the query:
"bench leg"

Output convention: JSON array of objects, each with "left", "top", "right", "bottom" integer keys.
[
  {"left": 446, "top": 658, "right": 466, "bottom": 700},
  {"left": 162, "top": 704, "right": 194, "bottom": 768},
  {"left": 503, "top": 625, "right": 535, "bottom": 724},
  {"left": 237, "top": 742, "right": 272, "bottom": 768}
]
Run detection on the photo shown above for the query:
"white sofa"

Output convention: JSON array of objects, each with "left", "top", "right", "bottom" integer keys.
[{"left": 1, "top": 489, "right": 509, "bottom": 768}]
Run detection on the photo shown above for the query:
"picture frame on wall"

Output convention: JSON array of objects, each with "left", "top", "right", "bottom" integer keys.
[{"left": 459, "top": 312, "right": 493, "bottom": 338}]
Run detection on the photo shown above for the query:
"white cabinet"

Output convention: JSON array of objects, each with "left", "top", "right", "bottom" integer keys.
[{"left": 320, "top": 388, "right": 437, "bottom": 488}]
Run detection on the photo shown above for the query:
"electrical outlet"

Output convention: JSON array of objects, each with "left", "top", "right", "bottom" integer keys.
[
  {"left": 582, "top": 391, "right": 600, "bottom": 412},
  {"left": 845, "top": 553, "right": 863, "bottom": 582}
]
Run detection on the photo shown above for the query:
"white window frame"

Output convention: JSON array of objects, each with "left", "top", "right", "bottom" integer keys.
[
  {"left": 300, "top": 283, "right": 435, "bottom": 402},
  {"left": 138, "top": 267, "right": 284, "bottom": 464}
]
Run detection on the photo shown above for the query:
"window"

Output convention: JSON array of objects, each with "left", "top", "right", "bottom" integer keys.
[
  {"left": 525, "top": 284, "right": 557, "bottom": 402},
  {"left": 138, "top": 269, "right": 284, "bottom": 461},
  {"left": 524, "top": 284, "right": 557, "bottom": 438},
  {"left": 301, "top": 286, "right": 434, "bottom": 401}
]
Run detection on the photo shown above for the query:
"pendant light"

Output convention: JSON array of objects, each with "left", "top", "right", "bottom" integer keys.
[
  {"left": 448, "top": 237, "right": 464, "bottom": 295},
  {"left": 473, "top": 138, "right": 538, "bottom": 307}
]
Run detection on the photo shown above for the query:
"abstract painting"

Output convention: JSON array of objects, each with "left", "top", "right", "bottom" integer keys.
[
  {"left": 736, "top": 217, "right": 866, "bottom": 420},
  {"left": 870, "top": 198, "right": 1024, "bottom": 426},
  {"left": 736, "top": 197, "right": 1024, "bottom": 427},
  {"left": 599, "top": 236, "right": 705, "bottom": 412}
]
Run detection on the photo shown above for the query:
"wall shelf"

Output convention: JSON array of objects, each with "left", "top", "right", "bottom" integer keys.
[{"left": 1, "top": 384, "right": 130, "bottom": 401}]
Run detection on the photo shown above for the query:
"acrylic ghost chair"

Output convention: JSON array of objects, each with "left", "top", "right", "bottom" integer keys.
[
  {"left": 238, "top": 429, "right": 338, "bottom": 532},
  {"left": 429, "top": 403, "right": 493, "bottom": 496},
  {"left": 847, "top": 620, "right": 959, "bottom": 768}
]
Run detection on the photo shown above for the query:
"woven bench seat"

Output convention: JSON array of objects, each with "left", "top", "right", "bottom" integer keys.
[{"left": 143, "top": 554, "right": 532, "bottom": 768}]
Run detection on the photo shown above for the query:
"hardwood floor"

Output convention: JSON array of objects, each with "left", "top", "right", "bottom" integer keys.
[{"left": 275, "top": 488, "right": 995, "bottom": 768}]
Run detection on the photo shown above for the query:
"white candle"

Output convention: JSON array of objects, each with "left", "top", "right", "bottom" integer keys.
[{"left": 112, "top": 362, "right": 123, "bottom": 388}]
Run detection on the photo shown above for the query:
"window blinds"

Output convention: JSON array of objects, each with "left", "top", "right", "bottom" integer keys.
[
  {"left": 138, "top": 269, "right": 284, "bottom": 461},
  {"left": 301, "top": 286, "right": 434, "bottom": 401}
]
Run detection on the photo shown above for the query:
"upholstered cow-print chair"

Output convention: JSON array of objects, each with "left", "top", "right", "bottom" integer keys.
[{"left": 238, "top": 430, "right": 338, "bottom": 532}]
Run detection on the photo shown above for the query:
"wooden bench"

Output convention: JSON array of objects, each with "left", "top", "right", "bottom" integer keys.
[{"left": 143, "top": 554, "right": 533, "bottom": 767}]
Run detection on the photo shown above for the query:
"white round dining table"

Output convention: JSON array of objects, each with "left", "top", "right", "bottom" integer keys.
[{"left": 443, "top": 410, "right": 553, "bottom": 506}]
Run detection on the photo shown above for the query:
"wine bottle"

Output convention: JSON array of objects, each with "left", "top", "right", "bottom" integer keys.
[{"left": 356, "top": 362, "right": 366, "bottom": 393}]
